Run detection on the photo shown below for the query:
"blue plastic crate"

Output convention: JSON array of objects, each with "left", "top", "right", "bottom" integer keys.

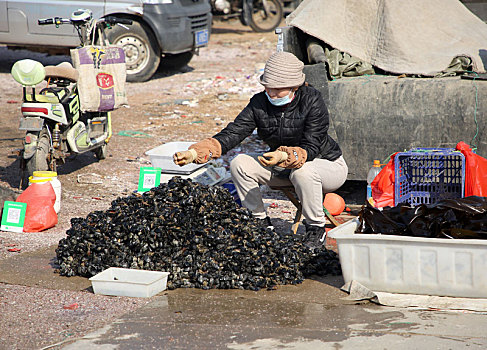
[{"left": 394, "top": 148, "right": 465, "bottom": 206}]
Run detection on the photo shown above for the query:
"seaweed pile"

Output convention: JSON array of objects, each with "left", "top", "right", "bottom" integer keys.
[
  {"left": 56, "top": 177, "right": 340, "bottom": 290},
  {"left": 359, "top": 196, "right": 487, "bottom": 239}
]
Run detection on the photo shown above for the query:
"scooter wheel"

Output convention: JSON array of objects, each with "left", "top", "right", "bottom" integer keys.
[
  {"left": 25, "top": 130, "right": 50, "bottom": 175},
  {"left": 94, "top": 144, "right": 107, "bottom": 160}
]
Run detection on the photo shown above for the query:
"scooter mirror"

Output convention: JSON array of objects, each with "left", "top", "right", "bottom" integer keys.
[{"left": 11, "top": 59, "right": 46, "bottom": 86}]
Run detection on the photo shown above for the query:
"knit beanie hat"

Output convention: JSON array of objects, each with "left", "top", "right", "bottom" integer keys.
[{"left": 259, "top": 52, "right": 305, "bottom": 88}]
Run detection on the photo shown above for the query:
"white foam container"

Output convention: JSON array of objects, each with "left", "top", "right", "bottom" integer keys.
[
  {"left": 145, "top": 141, "right": 206, "bottom": 174},
  {"left": 328, "top": 218, "right": 487, "bottom": 298},
  {"left": 89, "top": 267, "right": 169, "bottom": 298}
]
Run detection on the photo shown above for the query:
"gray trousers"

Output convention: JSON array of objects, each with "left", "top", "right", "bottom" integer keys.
[{"left": 230, "top": 154, "right": 348, "bottom": 226}]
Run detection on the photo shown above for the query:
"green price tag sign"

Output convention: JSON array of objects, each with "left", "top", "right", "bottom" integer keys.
[
  {"left": 1, "top": 201, "right": 27, "bottom": 233},
  {"left": 138, "top": 167, "right": 162, "bottom": 193}
]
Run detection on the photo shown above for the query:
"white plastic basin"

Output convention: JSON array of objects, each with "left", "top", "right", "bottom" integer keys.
[
  {"left": 145, "top": 141, "right": 206, "bottom": 174},
  {"left": 329, "top": 218, "right": 487, "bottom": 298}
]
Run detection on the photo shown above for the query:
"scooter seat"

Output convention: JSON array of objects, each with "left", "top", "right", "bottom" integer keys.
[{"left": 44, "top": 62, "right": 78, "bottom": 83}]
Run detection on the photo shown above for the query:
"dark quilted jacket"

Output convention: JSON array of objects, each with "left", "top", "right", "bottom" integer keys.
[{"left": 213, "top": 85, "right": 342, "bottom": 162}]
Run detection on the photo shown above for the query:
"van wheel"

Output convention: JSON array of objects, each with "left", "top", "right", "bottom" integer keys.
[
  {"left": 160, "top": 52, "right": 194, "bottom": 71},
  {"left": 106, "top": 21, "right": 161, "bottom": 82}
]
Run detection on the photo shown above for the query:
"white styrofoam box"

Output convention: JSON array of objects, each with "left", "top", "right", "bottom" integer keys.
[
  {"left": 328, "top": 218, "right": 487, "bottom": 298},
  {"left": 89, "top": 267, "right": 169, "bottom": 298},
  {"left": 145, "top": 141, "right": 206, "bottom": 175}
]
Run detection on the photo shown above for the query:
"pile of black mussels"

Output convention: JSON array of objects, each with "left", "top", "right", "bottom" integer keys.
[{"left": 56, "top": 177, "right": 340, "bottom": 290}]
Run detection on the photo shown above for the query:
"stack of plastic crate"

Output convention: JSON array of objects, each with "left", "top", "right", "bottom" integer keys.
[{"left": 394, "top": 148, "right": 465, "bottom": 206}]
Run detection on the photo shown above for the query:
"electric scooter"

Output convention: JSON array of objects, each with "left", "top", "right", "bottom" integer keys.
[{"left": 11, "top": 9, "right": 131, "bottom": 186}]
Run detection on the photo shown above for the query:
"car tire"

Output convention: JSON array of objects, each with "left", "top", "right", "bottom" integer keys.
[
  {"left": 106, "top": 21, "right": 161, "bottom": 82},
  {"left": 160, "top": 52, "right": 194, "bottom": 71}
]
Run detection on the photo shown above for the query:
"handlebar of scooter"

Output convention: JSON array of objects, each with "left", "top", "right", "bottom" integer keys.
[
  {"left": 38, "top": 17, "right": 71, "bottom": 26},
  {"left": 38, "top": 18, "right": 54, "bottom": 25},
  {"left": 104, "top": 16, "right": 133, "bottom": 26},
  {"left": 39, "top": 16, "right": 132, "bottom": 26}
]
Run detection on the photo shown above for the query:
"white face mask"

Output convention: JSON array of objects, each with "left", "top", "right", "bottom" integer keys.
[{"left": 265, "top": 90, "right": 294, "bottom": 106}]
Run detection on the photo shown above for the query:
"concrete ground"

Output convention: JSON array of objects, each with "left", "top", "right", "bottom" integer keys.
[
  {"left": 63, "top": 293, "right": 487, "bottom": 350},
  {"left": 2, "top": 245, "right": 487, "bottom": 349}
]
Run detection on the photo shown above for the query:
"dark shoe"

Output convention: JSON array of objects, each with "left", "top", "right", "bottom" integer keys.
[
  {"left": 258, "top": 216, "right": 274, "bottom": 230},
  {"left": 303, "top": 221, "right": 326, "bottom": 250}
]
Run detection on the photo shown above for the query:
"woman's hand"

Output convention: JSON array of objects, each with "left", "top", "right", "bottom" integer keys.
[
  {"left": 258, "top": 150, "right": 288, "bottom": 167},
  {"left": 173, "top": 150, "right": 196, "bottom": 166}
]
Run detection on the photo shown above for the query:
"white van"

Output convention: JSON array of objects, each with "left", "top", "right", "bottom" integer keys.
[{"left": 0, "top": 0, "right": 212, "bottom": 81}]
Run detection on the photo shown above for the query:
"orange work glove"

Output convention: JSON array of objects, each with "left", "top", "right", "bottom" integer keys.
[
  {"left": 258, "top": 150, "right": 288, "bottom": 167},
  {"left": 173, "top": 149, "right": 197, "bottom": 166}
]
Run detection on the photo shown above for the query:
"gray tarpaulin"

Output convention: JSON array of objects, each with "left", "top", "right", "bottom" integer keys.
[
  {"left": 286, "top": 0, "right": 487, "bottom": 75},
  {"left": 342, "top": 281, "right": 487, "bottom": 312}
]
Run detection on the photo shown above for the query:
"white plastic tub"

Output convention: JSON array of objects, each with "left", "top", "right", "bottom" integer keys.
[
  {"left": 145, "top": 141, "right": 206, "bottom": 174},
  {"left": 328, "top": 218, "right": 487, "bottom": 298},
  {"left": 89, "top": 267, "right": 169, "bottom": 298}
]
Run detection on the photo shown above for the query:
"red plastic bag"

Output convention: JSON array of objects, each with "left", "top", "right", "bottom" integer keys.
[
  {"left": 456, "top": 142, "right": 487, "bottom": 197},
  {"left": 371, "top": 153, "right": 398, "bottom": 208},
  {"left": 16, "top": 182, "right": 57, "bottom": 232}
]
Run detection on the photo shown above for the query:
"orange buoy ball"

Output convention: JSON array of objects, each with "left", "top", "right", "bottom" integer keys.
[{"left": 323, "top": 193, "right": 345, "bottom": 216}]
